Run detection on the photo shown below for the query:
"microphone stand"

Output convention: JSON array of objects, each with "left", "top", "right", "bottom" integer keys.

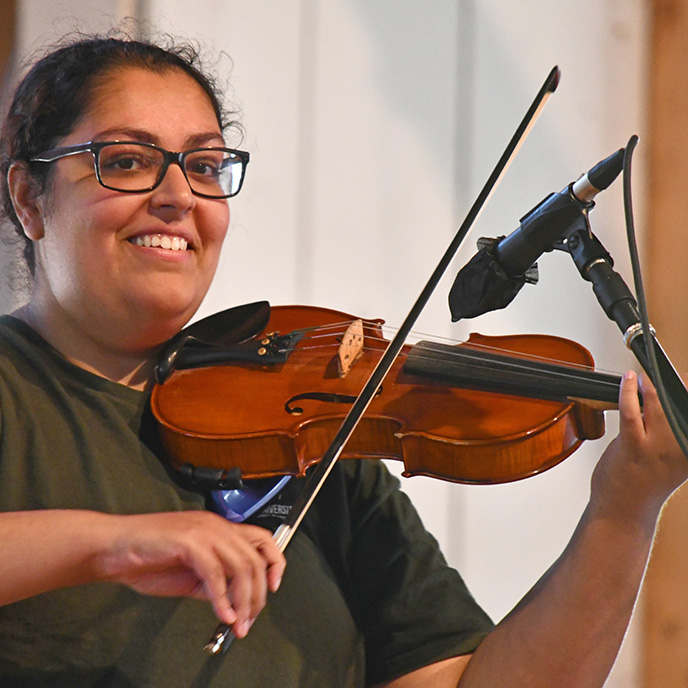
[{"left": 556, "top": 221, "right": 688, "bottom": 437}]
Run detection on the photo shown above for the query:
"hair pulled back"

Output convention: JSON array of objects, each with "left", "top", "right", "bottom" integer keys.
[{"left": 0, "top": 31, "right": 238, "bottom": 276}]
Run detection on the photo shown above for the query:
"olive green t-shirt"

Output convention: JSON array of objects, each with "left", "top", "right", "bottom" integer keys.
[{"left": 0, "top": 316, "right": 493, "bottom": 687}]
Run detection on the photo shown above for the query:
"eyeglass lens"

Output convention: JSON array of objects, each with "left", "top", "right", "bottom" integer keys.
[{"left": 96, "top": 143, "right": 244, "bottom": 197}]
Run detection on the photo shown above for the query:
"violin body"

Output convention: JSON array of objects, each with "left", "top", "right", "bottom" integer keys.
[{"left": 151, "top": 304, "right": 608, "bottom": 485}]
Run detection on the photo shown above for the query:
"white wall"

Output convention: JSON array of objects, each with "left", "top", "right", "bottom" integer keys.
[{"left": 11, "top": 1, "right": 650, "bottom": 684}]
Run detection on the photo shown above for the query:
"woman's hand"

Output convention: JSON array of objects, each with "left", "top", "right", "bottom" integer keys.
[
  {"left": 96, "top": 510, "right": 285, "bottom": 638},
  {"left": 591, "top": 370, "right": 688, "bottom": 526}
]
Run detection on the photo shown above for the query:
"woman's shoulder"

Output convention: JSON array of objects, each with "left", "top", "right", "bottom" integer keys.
[
  {"left": 0, "top": 313, "right": 36, "bottom": 344},
  {"left": 0, "top": 314, "right": 52, "bottom": 376},
  {"left": 0, "top": 314, "right": 144, "bottom": 407}
]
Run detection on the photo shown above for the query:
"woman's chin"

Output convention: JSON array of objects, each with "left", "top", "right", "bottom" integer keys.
[{"left": 122, "top": 297, "right": 202, "bottom": 348}]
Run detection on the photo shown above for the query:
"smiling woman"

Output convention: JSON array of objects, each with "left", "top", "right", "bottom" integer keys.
[
  {"left": 8, "top": 66, "right": 233, "bottom": 384},
  {"left": 0, "top": 28, "right": 685, "bottom": 688},
  {"left": 0, "top": 32, "right": 495, "bottom": 687}
]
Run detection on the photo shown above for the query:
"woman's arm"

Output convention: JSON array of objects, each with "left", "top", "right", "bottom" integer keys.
[
  {"left": 0, "top": 509, "right": 285, "bottom": 639},
  {"left": 382, "top": 370, "right": 688, "bottom": 687}
]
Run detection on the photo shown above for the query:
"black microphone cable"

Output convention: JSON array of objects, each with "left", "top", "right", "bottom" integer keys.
[{"left": 621, "top": 135, "right": 688, "bottom": 458}]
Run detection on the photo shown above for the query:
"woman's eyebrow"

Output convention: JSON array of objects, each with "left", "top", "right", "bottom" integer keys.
[
  {"left": 93, "top": 128, "right": 158, "bottom": 144},
  {"left": 92, "top": 128, "right": 226, "bottom": 148},
  {"left": 185, "top": 132, "right": 227, "bottom": 148}
]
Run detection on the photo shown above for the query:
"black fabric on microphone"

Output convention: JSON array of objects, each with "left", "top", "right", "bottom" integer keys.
[
  {"left": 447, "top": 236, "right": 538, "bottom": 321},
  {"left": 448, "top": 149, "right": 624, "bottom": 322}
]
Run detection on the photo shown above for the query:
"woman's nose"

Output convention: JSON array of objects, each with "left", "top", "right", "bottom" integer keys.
[{"left": 149, "top": 161, "right": 196, "bottom": 213}]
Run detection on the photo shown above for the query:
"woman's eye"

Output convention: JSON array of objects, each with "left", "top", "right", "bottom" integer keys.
[
  {"left": 113, "top": 157, "right": 138, "bottom": 170},
  {"left": 188, "top": 159, "right": 220, "bottom": 177},
  {"left": 100, "top": 150, "right": 156, "bottom": 174}
]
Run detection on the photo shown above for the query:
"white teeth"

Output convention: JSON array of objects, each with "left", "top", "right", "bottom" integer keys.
[{"left": 132, "top": 234, "right": 189, "bottom": 251}]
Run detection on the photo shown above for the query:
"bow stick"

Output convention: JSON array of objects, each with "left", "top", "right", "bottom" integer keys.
[{"left": 204, "top": 64, "right": 561, "bottom": 655}]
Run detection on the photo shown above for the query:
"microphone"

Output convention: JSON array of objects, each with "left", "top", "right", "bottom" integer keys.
[{"left": 448, "top": 148, "right": 624, "bottom": 321}]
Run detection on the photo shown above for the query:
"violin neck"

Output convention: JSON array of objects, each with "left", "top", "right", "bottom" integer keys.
[{"left": 404, "top": 341, "right": 621, "bottom": 409}]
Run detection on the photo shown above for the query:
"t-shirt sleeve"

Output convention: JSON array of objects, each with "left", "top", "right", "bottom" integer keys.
[{"left": 344, "top": 461, "right": 494, "bottom": 685}]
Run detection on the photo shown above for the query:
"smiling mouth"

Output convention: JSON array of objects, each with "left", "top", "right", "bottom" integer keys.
[{"left": 130, "top": 234, "right": 189, "bottom": 251}]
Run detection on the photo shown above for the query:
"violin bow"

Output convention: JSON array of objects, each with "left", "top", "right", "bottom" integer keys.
[{"left": 204, "top": 65, "right": 561, "bottom": 655}]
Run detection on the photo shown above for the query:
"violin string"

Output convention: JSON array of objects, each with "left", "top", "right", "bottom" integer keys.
[
  {"left": 281, "top": 340, "right": 621, "bottom": 399},
  {"left": 282, "top": 320, "right": 617, "bottom": 377},
  {"left": 277, "top": 320, "right": 621, "bottom": 394},
  {"left": 362, "top": 326, "right": 621, "bottom": 379},
  {"left": 376, "top": 335, "right": 617, "bottom": 381},
  {"left": 288, "top": 319, "right": 618, "bottom": 377},
  {"left": 403, "top": 346, "right": 622, "bottom": 395}
]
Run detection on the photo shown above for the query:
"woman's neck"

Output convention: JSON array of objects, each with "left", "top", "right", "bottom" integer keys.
[{"left": 12, "top": 302, "right": 163, "bottom": 391}]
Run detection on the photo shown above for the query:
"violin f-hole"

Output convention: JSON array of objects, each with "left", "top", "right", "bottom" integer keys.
[{"left": 285, "top": 387, "right": 383, "bottom": 415}]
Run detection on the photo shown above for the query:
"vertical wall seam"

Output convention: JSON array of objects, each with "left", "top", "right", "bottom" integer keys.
[{"left": 294, "top": 0, "right": 318, "bottom": 302}]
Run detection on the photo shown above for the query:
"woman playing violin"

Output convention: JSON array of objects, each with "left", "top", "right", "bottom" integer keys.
[{"left": 0, "top": 31, "right": 685, "bottom": 688}]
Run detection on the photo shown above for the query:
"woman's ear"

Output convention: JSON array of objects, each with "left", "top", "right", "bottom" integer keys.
[{"left": 7, "top": 163, "right": 45, "bottom": 240}]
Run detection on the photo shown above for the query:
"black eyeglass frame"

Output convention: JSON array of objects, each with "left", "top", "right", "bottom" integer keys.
[{"left": 29, "top": 141, "right": 250, "bottom": 199}]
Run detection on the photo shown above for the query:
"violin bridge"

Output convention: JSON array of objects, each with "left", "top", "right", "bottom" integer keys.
[{"left": 337, "top": 319, "right": 364, "bottom": 378}]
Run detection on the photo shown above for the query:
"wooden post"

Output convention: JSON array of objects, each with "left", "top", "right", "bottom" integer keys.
[
  {"left": 642, "top": 1, "right": 688, "bottom": 686},
  {"left": 0, "top": 1, "right": 16, "bottom": 83}
]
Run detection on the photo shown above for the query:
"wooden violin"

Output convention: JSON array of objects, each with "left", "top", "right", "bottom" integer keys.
[{"left": 151, "top": 301, "right": 620, "bottom": 486}]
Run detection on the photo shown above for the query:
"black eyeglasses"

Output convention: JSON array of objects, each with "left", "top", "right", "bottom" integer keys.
[{"left": 30, "top": 141, "right": 250, "bottom": 199}]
